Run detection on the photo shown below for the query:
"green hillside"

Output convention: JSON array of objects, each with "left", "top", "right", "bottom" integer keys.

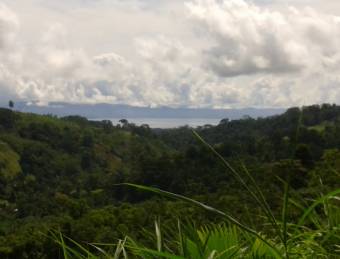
[{"left": 0, "top": 104, "right": 339, "bottom": 258}]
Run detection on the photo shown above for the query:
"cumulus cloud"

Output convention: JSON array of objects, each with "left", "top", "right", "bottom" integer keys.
[
  {"left": 1, "top": 0, "right": 340, "bottom": 108},
  {"left": 0, "top": 4, "right": 18, "bottom": 48},
  {"left": 187, "top": 0, "right": 340, "bottom": 77}
]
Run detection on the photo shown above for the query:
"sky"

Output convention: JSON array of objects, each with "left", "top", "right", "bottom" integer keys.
[{"left": 1, "top": 0, "right": 340, "bottom": 108}]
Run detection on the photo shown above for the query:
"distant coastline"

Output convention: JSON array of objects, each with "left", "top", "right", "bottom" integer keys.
[
  {"left": 1, "top": 101, "right": 286, "bottom": 121},
  {"left": 93, "top": 117, "right": 223, "bottom": 129}
]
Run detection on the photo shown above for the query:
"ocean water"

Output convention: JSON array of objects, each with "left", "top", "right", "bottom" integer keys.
[{"left": 100, "top": 118, "right": 222, "bottom": 129}]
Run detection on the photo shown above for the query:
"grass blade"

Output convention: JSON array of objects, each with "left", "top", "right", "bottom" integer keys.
[
  {"left": 298, "top": 189, "right": 340, "bottom": 227},
  {"left": 123, "top": 183, "right": 282, "bottom": 258},
  {"left": 281, "top": 179, "right": 290, "bottom": 258},
  {"left": 194, "top": 131, "right": 283, "bottom": 243},
  {"left": 155, "top": 218, "right": 162, "bottom": 252}
]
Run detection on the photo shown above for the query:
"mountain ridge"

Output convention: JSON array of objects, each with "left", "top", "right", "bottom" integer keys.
[{"left": 0, "top": 101, "right": 286, "bottom": 120}]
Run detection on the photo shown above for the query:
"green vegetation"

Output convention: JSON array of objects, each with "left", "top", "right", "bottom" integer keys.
[{"left": 0, "top": 103, "right": 339, "bottom": 258}]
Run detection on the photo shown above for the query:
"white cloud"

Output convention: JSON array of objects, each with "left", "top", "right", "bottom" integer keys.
[
  {"left": 0, "top": 0, "right": 340, "bottom": 108},
  {"left": 0, "top": 3, "right": 18, "bottom": 48},
  {"left": 186, "top": 0, "right": 340, "bottom": 77}
]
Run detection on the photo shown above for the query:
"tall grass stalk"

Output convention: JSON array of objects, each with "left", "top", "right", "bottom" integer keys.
[{"left": 53, "top": 130, "right": 339, "bottom": 258}]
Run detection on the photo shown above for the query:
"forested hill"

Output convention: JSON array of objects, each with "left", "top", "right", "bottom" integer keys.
[
  {"left": 157, "top": 103, "right": 340, "bottom": 162},
  {"left": 0, "top": 104, "right": 339, "bottom": 258}
]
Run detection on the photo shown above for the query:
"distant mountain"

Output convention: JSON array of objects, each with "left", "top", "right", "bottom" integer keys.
[{"left": 1, "top": 101, "right": 285, "bottom": 120}]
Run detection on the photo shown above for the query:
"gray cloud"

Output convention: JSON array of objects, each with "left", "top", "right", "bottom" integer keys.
[
  {"left": 0, "top": 0, "right": 340, "bottom": 108},
  {"left": 187, "top": 0, "right": 340, "bottom": 77}
]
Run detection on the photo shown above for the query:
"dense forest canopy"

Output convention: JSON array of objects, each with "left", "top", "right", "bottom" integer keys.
[{"left": 0, "top": 104, "right": 339, "bottom": 258}]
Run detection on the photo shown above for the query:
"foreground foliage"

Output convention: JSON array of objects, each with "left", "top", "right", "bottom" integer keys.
[
  {"left": 0, "top": 104, "right": 339, "bottom": 258},
  {"left": 54, "top": 132, "right": 340, "bottom": 258}
]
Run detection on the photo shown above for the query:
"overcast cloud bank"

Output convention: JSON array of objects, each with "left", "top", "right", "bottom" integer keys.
[{"left": 0, "top": 0, "right": 340, "bottom": 108}]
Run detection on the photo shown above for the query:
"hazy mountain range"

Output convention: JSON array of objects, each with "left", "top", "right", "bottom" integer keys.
[{"left": 1, "top": 101, "right": 286, "bottom": 120}]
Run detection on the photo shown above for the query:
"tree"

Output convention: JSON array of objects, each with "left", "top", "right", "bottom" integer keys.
[
  {"left": 295, "top": 143, "right": 313, "bottom": 166},
  {"left": 8, "top": 100, "right": 14, "bottom": 109},
  {"left": 0, "top": 108, "right": 15, "bottom": 129},
  {"left": 219, "top": 118, "right": 229, "bottom": 126},
  {"left": 119, "top": 119, "right": 129, "bottom": 128}
]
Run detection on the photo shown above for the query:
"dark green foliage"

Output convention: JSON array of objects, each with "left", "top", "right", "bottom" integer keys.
[
  {"left": 8, "top": 100, "right": 14, "bottom": 109},
  {"left": 0, "top": 104, "right": 339, "bottom": 258},
  {"left": 0, "top": 108, "right": 16, "bottom": 129}
]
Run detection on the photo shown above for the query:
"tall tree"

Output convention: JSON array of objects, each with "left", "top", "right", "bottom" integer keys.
[{"left": 8, "top": 100, "right": 14, "bottom": 109}]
